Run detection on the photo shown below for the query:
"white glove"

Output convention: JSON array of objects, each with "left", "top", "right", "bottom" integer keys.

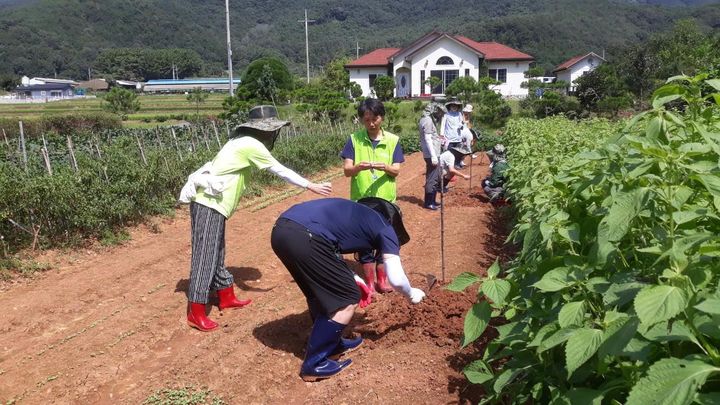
[
  {"left": 408, "top": 288, "right": 426, "bottom": 304},
  {"left": 431, "top": 156, "right": 438, "bottom": 165}
]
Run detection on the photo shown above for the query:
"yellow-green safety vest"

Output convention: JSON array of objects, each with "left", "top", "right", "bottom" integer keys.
[{"left": 349, "top": 129, "right": 399, "bottom": 202}]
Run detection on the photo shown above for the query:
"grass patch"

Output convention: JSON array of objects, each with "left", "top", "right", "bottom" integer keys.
[
  {"left": 0, "top": 257, "right": 52, "bottom": 279},
  {"left": 99, "top": 229, "right": 131, "bottom": 246},
  {"left": 143, "top": 386, "right": 225, "bottom": 405}
]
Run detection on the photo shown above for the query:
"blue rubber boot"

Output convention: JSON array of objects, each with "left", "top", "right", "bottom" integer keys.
[
  {"left": 300, "top": 316, "right": 352, "bottom": 381},
  {"left": 329, "top": 335, "right": 363, "bottom": 359}
]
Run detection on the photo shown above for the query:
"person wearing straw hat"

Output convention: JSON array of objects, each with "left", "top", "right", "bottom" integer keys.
[
  {"left": 440, "top": 97, "right": 464, "bottom": 151},
  {"left": 271, "top": 197, "right": 424, "bottom": 381},
  {"left": 483, "top": 144, "right": 510, "bottom": 203},
  {"left": 178, "top": 105, "right": 332, "bottom": 332},
  {"left": 418, "top": 102, "right": 446, "bottom": 210}
]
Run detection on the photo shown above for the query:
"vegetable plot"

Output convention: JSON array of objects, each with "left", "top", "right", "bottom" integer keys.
[{"left": 451, "top": 74, "right": 720, "bottom": 404}]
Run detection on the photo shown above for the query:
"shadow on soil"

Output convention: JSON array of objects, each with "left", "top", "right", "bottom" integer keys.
[
  {"left": 252, "top": 311, "right": 311, "bottom": 359},
  {"left": 396, "top": 194, "right": 424, "bottom": 207},
  {"left": 228, "top": 266, "right": 275, "bottom": 292}
]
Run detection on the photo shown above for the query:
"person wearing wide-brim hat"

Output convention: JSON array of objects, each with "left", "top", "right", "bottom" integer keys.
[
  {"left": 440, "top": 97, "right": 464, "bottom": 156},
  {"left": 178, "top": 105, "right": 333, "bottom": 332},
  {"left": 270, "top": 197, "right": 424, "bottom": 381},
  {"left": 418, "top": 102, "right": 446, "bottom": 210}
]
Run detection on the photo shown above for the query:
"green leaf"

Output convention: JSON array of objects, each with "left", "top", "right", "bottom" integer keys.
[
  {"left": 706, "top": 79, "right": 720, "bottom": 91},
  {"left": 598, "top": 188, "right": 648, "bottom": 243},
  {"left": 695, "top": 298, "right": 720, "bottom": 315},
  {"left": 567, "top": 388, "right": 604, "bottom": 405},
  {"left": 487, "top": 260, "right": 501, "bottom": 279},
  {"left": 604, "top": 281, "right": 646, "bottom": 308},
  {"left": 533, "top": 267, "right": 570, "bottom": 292},
  {"left": 558, "top": 301, "right": 586, "bottom": 328},
  {"left": 463, "top": 360, "right": 494, "bottom": 384},
  {"left": 565, "top": 327, "right": 603, "bottom": 376},
  {"left": 529, "top": 323, "right": 559, "bottom": 347},
  {"left": 493, "top": 368, "right": 524, "bottom": 394},
  {"left": 447, "top": 272, "right": 482, "bottom": 292},
  {"left": 462, "top": 301, "right": 491, "bottom": 348},
  {"left": 626, "top": 358, "right": 720, "bottom": 405},
  {"left": 646, "top": 116, "right": 662, "bottom": 138},
  {"left": 557, "top": 223, "right": 580, "bottom": 244},
  {"left": 652, "top": 84, "right": 683, "bottom": 109},
  {"left": 634, "top": 285, "right": 688, "bottom": 326},
  {"left": 482, "top": 279, "right": 511, "bottom": 305},
  {"left": 640, "top": 321, "right": 701, "bottom": 348},
  {"left": 539, "top": 327, "right": 579, "bottom": 352},
  {"left": 598, "top": 316, "right": 639, "bottom": 358},
  {"left": 696, "top": 174, "right": 720, "bottom": 198}
]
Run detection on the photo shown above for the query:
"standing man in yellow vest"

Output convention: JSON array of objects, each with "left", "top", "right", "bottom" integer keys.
[{"left": 340, "top": 98, "right": 405, "bottom": 296}]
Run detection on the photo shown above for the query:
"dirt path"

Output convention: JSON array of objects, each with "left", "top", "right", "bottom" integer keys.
[{"left": 0, "top": 152, "right": 506, "bottom": 404}]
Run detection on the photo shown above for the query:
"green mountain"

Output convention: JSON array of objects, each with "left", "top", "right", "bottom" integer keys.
[{"left": 0, "top": 0, "right": 718, "bottom": 79}]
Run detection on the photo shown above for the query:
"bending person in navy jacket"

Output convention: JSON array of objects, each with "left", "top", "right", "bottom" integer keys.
[{"left": 271, "top": 197, "right": 425, "bottom": 381}]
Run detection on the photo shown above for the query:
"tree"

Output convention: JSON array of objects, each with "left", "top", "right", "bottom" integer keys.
[
  {"left": 372, "top": 75, "right": 395, "bottom": 101},
  {"left": 103, "top": 87, "right": 140, "bottom": 119},
  {"left": 256, "top": 64, "right": 280, "bottom": 103},
  {"left": 0, "top": 74, "right": 19, "bottom": 91},
  {"left": 187, "top": 87, "right": 209, "bottom": 122},
  {"left": 94, "top": 48, "right": 202, "bottom": 81},
  {"left": 445, "top": 76, "right": 479, "bottom": 103},
  {"left": 239, "top": 57, "right": 293, "bottom": 101},
  {"left": 525, "top": 66, "right": 545, "bottom": 78},
  {"left": 321, "top": 57, "right": 352, "bottom": 93},
  {"left": 575, "top": 63, "right": 628, "bottom": 111},
  {"left": 423, "top": 76, "right": 442, "bottom": 94}
]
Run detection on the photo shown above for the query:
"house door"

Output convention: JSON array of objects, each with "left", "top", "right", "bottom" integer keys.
[
  {"left": 430, "top": 69, "right": 459, "bottom": 94},
  {"left": 395, "top": 72, "right": 409, "bottom": 98}
]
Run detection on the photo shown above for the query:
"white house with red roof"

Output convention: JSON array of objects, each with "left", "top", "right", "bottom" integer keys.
[
  {"left": 345, "top": 31, "right": 534, "bottom": 98},
  {"left": 553, "top": 52, "right": 605, "bottom": 92}
]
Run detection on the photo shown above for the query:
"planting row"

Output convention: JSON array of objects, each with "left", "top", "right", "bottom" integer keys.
[{"left": 451, "top": 74, "right": 720, "bottom": 404}]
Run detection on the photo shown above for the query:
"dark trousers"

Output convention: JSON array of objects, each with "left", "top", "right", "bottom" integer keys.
[
  {"left": 424, "top": 158, "right": 440, "bottom": 194},
  {"left": 271, "top": 218, "right": 360, "bottom": 316}
]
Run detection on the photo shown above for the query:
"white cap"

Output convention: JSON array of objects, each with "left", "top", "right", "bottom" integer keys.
[{"left": 462, "top": 104, "right": 473, "bottom": 113}]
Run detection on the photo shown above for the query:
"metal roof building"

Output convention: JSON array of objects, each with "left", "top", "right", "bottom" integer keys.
[{"left": 142, "top": 78, "right": 240, "bottom": 93}]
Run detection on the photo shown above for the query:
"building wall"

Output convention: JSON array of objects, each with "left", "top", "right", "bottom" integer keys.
[
  {"left": 27, "top": 89, "right": 74, "bottom": 99},
  {"left": 486, "top": 61, "right": 531, "bottom": 98},
  {"left": 399, "top": 37, "right": 480, "bottom": 97},
  {"left": 558, "top": 56, "right": 603, "bottom": 91},
  {"left": 348, "top": 67, "right": 391, "bottom": 97}
]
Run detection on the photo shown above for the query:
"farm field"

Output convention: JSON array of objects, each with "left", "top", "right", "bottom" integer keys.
[
  {"left": 0, "top": 152, "right": 506, "bottom": 404},
  {"left": 0, "top": 94, "right": 227, "bottom": 127}
]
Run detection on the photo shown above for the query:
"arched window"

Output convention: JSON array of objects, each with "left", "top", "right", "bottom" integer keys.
[{"left": 436, "top": 56, "right": 454, "bottom": 65}]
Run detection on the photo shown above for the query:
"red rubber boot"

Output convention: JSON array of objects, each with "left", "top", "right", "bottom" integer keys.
[
  {"left": 217, "top": 286, "right": 252, "bottom": 310},
  {"left": 375, "top": 263, "right": 394, "bottom": 293},
  {"left": 187, "top": 302, "right": 219, "bottom": 332}
]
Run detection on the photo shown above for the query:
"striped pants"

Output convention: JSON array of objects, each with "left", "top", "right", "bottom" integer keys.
[{"left": 188, "top": 202, "right": 234, "bottom": 303}]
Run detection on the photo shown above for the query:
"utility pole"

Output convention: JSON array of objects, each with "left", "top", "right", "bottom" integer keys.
[
  {"left": 225, "top": 0, "right": 234, "bottom": 96},
  {"left": 356, "top": 41, "right": 362, "bottom": 59},
  {"left": 298, "top": 9, "right": 315, "bottom": 83}
]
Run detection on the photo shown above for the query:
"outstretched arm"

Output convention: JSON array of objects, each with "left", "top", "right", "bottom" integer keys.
[
  {"left": 381, "top": 254, "right": 425, "bottom": 304},
  {"left": 268, "top": 163, "right": 332, "bottom": 195}
]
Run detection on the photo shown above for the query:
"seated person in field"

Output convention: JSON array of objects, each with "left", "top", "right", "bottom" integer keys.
[{"left": 483, "top": 144, "right": 509, "bottom": 203}]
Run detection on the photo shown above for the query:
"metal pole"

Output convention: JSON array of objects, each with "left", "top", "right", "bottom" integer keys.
[
  {"left": 298, "top": 10, "right": 315, "bottom": 84},
  {"left": 439, "top": 164, "right": 446, "bottom": 283},
  {"left": 225, "top": 0, "right": 234, "bottom": 96}
]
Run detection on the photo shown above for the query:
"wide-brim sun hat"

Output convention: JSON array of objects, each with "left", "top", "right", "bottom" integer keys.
[
  {"left": 445, "top": 97, "right": 462, "bottom": 109},
  {"left": 357, "top": 197, "right": 410, "bottom": 245},
  {"left": 235, "top": 105, "right": 290, "bottom": 132},
  {"left": 450, "top": 144, "right": 474, "bottom": 156},
  {"left": 463, "top": 104, "right": 473, "bottom": 113}
]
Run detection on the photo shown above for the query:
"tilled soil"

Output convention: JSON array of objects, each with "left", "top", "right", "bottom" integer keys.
[{"left": 0, "top": 152, "right": 508, "bottom": 404}]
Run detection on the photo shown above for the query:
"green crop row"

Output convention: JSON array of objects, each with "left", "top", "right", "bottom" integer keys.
[
  {"left": 0, "top": 116, "right": 419, "bottom": 254},
  {"left": 450, "top": 74, "right": 720, "bottom": 404}
]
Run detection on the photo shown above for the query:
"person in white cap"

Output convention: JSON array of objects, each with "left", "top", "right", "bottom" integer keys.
[{"left": 178, "top": 105, "right": 333, "bottom": 332}]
